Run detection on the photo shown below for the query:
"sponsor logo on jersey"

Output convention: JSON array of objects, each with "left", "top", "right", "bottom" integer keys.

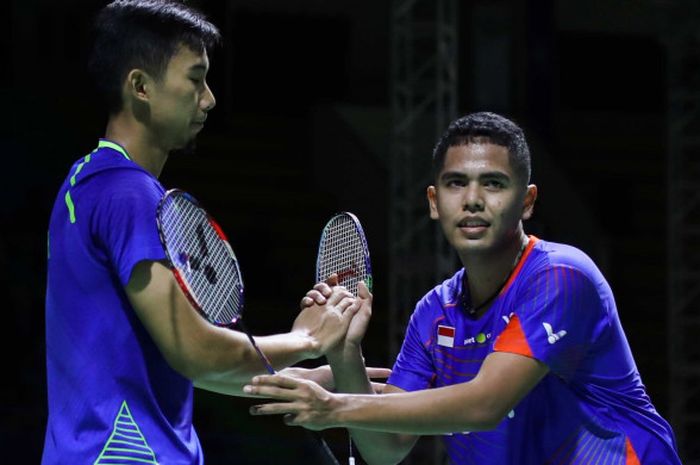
[
  {"left": 464, "top": 332, "right": 491, "bottom": 345},
  {"left": 543, "top": 322, "right": 567, "bottom": 344}
]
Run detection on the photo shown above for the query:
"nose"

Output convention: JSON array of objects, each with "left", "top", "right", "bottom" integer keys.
[
  {"left": 462, "top": 183, "right": 484, "bottom": 212},
  {"left": 201, "top": 82, "right": 216, "bottom": 112}
]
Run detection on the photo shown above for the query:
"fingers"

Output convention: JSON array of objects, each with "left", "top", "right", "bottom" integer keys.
[
  {"left": 313, "top": 282, "right": 333, "bottom": 296},
  {"left": 301, "top": 291, "right": 326, "bottom": 308},
  {"left": 370, "top": 381, "right": 387, "bottom": 394},
  {"left": 249, "top": 374, "right": 300, "bottom": 389},
  {"left": 301, "top": 282, "right": 334, "bottom": 309},
  {"left": 326, "top": 286, "right": 353, "bottom": 306},
  {"left": 366, "top": 367, "right": 392, "bottom": 379},
  {"left": 324, "top": 273, "right": 339, "bottom": 287},
  {"left": 250, "top": 401, "right": 301, "bottom": 416}
]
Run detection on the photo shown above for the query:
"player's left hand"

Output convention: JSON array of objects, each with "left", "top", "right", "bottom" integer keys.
[{"left": 245, "top": 374, "right": 341, "bottom": 431}]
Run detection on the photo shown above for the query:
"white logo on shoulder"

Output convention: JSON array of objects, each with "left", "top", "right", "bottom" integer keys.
[
  {"left": 502, "top": 312, "right": 515, "bottom": 325},
  {"left": 543, "top": 322, "right": 567, "bottom": 344}
]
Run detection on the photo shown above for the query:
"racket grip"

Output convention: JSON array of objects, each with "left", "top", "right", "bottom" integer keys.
[{"left": 314, "top": 433, "right": 341, "bottom": 465}]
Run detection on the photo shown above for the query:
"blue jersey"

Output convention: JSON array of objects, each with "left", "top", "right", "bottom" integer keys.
[
  {"left": 43, "top": 140, "right": 203, "bottom": 464},
  {"left": 388, "top": 237, "right": 680, "bottom": 465}
]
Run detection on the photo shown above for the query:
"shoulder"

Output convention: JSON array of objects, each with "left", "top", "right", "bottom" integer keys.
[
  {"left": 524, "top": 238, "right": 605, "bottom": 284},
  {"left": 412, "top": 269, "right": 464, "bottom": 319},
  {"left": 513, "top": 238, "right": 614, "bottom": 310},
  {"left": 74, "top": 151, "right": 164, "bottom": 207}
]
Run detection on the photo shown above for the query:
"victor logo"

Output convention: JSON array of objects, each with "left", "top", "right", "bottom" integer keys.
[{"left": 543, "top": 322, "right": 567, "bottom": 344}]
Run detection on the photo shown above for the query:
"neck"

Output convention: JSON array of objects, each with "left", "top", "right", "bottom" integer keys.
[
  {"left": 461, "top": 231, "right": 528, "bottom": 313},
  {"left": 105, "top": 113, "right": 169, "bottom": 178}
]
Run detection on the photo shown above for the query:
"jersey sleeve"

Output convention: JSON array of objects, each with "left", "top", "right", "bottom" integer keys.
[
  {"left": 387, "top": 296, "right": 438, "bottom": 392},
  {"left": 92, "top": 169, "right": 167, "bottom": 286},
  {"left": 493, "top": 265, "right": 610, "bottom": 379}
]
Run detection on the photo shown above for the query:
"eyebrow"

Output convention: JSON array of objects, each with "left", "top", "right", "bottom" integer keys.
[{"left": 439, "top": 170, "right": 511, "bottom": 182}]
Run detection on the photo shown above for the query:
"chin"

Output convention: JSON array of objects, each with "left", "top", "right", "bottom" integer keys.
[
  {"left": 169, "top": 138, "right": 198, "bottom": 157},
  {"left": 453, "top": 237, "right": 493, "bottom": 255}
]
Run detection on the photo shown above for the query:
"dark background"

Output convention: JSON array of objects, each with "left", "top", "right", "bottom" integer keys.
[{"left": 0, "top": 0, "right": 687, "bottom": 463}]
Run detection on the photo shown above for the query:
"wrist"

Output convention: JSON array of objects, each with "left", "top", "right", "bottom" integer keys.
[
  {"left": 330, "top": 393, "right": 350, "bottom": 428},
  {"left": 326, "top": 343, "right": 363, "bottom": 366},
  {"left": 295, "top": 330, "right": 322, "bottom": 359}
]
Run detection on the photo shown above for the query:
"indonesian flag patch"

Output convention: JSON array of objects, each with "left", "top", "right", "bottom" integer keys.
[{"left": 437, "top": 325, "right": 455, "bottom": 348}]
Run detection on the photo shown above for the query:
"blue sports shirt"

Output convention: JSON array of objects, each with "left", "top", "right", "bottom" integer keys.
[
  {"left": 388, "top": 236, "right": 680, "bottom": 465},
  {"left": 43, "top": 140, "right": 203, "bottom": 464}
]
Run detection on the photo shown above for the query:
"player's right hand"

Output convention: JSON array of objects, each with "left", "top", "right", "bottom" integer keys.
[
  {"left": 292, "top": 285, "right": 358, "bottom": 358},
  {"left": 300, "top": 276, "right": 374, "bottom": 358}
]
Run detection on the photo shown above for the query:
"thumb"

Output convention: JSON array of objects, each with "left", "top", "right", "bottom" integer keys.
[
  {"left": 325, "top": 273, "right": 339, "bottom": 287},
  {"left": 358, "top": 280, "right": 372, "bottom": 300}
]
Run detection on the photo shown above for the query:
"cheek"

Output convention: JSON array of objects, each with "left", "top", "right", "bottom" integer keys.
[{"left": 491, "top": 197, "right": 521, "bottom": 222}]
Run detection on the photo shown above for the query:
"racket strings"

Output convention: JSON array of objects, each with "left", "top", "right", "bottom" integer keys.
[
  {"left": 160, "top": 194, "right": 242, "bottom": 324},
  {"left": 318, "top": 216, "right": 367, "bottom": 296}
]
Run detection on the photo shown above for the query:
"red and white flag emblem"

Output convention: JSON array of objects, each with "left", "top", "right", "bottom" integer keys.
[{"left": 437, "top": 325, "right": 455, "bottom": 348}]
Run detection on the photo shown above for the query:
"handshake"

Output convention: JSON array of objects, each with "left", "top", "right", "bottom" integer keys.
[{"left": 290, "top": 275, "right": 376, "bottom": 362}]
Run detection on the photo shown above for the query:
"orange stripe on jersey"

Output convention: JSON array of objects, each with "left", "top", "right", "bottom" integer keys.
[
  {"left": 493, "top": 314, "right": 533, "bottom": 358},
  {"left": 625, "top": 437, "right": 641, "bottom": 465},
  {"left": 502, "top": 235, "right": 539, "bottom": 294}
]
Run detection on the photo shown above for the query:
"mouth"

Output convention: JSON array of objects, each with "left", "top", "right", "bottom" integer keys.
[
  {"left": 457, "top": 217, "right": 490, "bottom": 228},
  {"left": 457, "top": 217, "right": 490, "bottom": 235}
]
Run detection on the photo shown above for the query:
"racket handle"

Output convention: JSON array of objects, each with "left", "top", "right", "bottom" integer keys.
[
  {"left": 314, "top": 433, "right": 341, "bottom": 465},
  {"left": 236, "top": 321, "right": 340, "bottom": 464}
]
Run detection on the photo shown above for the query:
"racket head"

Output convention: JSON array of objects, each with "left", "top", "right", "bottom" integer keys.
[
  {"left": 156, "top": 189, "right": 244, "bottom": 326},
  {"left": 316, "top": 212, "right": 372, "bottom": 296}
]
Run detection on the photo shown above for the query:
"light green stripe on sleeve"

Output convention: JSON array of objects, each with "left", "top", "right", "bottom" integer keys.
[
  {"left": 70, "top": 153, "right": 93, "bottom": 186},
  {"left": 65, "top": 190, "right": 76, "bottom": 224}
]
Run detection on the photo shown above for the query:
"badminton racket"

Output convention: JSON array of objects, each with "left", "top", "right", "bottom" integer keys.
[{"left": 316, "top": 212, "right": 372, "bottom": 465}]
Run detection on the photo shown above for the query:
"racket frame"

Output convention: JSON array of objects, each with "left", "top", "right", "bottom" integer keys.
[
  {"left": 156, "top": 188, "right": 244, "bottom": 327},
  {"left": 316, "top": 211, "right": 373, "bottom": 294}
]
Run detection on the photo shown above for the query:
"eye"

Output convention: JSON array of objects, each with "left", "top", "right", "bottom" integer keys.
[
  {"left": 190, "top": 77, "right": 204, "bottom": 87},
  {"left": 446, "top": 179, "right": 466, "bottom": 188},
  {"left": 484, "top": 179, "right": 505, "bottom": 189}
]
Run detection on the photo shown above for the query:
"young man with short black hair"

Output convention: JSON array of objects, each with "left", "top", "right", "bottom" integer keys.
[
  {"left": 43, "top": 2, "right": 361, "bottom": 463},
  {"left": 246, "top": 112, "right": 682, "bottom": 465}
]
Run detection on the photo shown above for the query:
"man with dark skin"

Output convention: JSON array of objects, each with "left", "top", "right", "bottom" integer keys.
[{"left": 245, "top": 112, "right": 681, "bottom": 465}]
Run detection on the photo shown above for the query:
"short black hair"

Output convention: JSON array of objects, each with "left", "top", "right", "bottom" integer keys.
[
  {"left": 88, "top": 0, "right": 220, "bottom": 114},
  {"left": 432, "top": 112, "right": 531, "bottom": 185}
]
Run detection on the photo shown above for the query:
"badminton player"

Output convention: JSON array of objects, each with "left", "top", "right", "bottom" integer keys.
[
  {"left": 246, "top": 112, "right": 682, "bottom": 464},
  {"left": 41, "top": 1, "right": 372, "bottom": 463}
]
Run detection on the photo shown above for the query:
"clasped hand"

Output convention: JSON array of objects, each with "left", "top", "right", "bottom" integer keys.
[{"left": 290, "top": 283, "right": 358, "bottom": 358}]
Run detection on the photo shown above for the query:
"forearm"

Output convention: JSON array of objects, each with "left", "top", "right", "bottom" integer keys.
[
  {"left": 327, "top": 348, "right": 417, "bottom": 465},
  {"left": 127, "top": 260, "right": 320, "bottom": 390},
  {"left": 186, "top": 327, "right": 317, "bottom": 386},
  {"left": 334, "top": 381, "right": 501, "bottom": 435},
  {"left": 326, "top": 345, "right": 372, "bottom": 393}
]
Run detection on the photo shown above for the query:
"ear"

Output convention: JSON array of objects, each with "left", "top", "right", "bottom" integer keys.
[
  {"left": 521, "top": 184, "right": 537, "bottom": 220},
  {"left": 125, "top": 69, "right": 152, "bottom": 103},
  {"left": 427, "top": 185, "right": 439, "bottom": 220}
]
